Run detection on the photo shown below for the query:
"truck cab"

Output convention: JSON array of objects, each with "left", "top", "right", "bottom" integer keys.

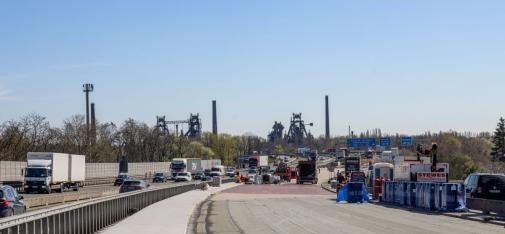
[
  {"left": 24, "top": 166, "right": 52, "bottom": 193},
  {"left": 170, "top": 159, "right": 187, "bottom": 177},
  {"left": 24, "top": 152, "right": 85, "bottom": 194}
]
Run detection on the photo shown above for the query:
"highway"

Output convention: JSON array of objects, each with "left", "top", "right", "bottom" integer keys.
[
  {"left": 23, "top": 179, "right": 178, "bottom": 211},
  {"left": 189, "top": 185, "right": 504, "bottom": 234}
]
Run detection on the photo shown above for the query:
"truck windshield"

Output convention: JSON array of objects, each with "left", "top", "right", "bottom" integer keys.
[
  {"left": 25, "top": 168, "right": 49, "bottom": 177},
  {"left": 211, "top": 168, "right": 220, "bottom": 172},
  {"left": 171, "top": 163, "right": 185, "bottom": 169}
]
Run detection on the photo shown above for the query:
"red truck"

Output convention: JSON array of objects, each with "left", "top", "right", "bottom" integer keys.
[{"left": 275, "top": 162, "right": 295, "bottom": 182}]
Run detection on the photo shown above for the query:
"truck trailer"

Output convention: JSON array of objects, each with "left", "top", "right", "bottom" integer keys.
[
  {"left": 248, "top": 155, "right": 268, "bottom": 169},
  {"left": 297, "top": 160, "right": 318, "bottom": 184},
  {"left": 170, "top": 158, "right": 202, "bottom": 177},
  {"left": 24, "top": 152, "right": 85, "bottom": 193}
]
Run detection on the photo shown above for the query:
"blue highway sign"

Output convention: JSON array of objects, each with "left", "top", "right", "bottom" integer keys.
[
  {"left": 380, "top": 137, "right": 391, "bottom": 147},
  {"left": 400, "top": 136, "right": 413, "bottom": 146},
  {"left": 347, "top": 138, "right": 376, "bottom": 148}
]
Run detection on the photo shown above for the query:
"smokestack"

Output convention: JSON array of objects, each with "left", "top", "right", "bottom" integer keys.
[
  {"left": 90, "top": 102, "right": 96, "bottom": 143},
  {"left": 212, "top": 100, "right": 217, "bottom": 135},
  {"left": 325, "top": 95, "right": 330, "bottom": 139}
]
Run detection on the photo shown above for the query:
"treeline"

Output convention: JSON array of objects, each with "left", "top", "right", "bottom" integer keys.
[
  {"left": 1, "top": 113, "right": 504, "bottom": 178},
  {"left": 0, "top": 113, "right": 266, "bottom": 165}
]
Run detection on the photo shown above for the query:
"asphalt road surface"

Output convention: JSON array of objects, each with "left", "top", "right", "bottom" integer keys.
[{"left": 189, "top": 184, "right": 504, "bottom": 234}]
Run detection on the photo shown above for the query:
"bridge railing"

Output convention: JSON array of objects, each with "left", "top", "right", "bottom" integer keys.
[{"left": 0, "top": 178, "right": 235, "bottom": 234}]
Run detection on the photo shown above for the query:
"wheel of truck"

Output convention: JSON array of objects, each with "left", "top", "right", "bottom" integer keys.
[
  {"left": 46, "top": 186, "right": 52, "bottom": 194},
  {"left": 73, "top": 183, "right": 80, "bottom": 191}
]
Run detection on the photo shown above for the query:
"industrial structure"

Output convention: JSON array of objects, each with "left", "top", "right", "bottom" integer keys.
[
  {"left": 325, "top": 95, "right": 330, "bottom": 139},
  {"left": 285, "top": 113, "right": 312, "bottom": 145},
  {"left": 156, "top": 114, "right": 202, "bottom": 138},
  {"left": 212, "top": 100, "right": 218, "bottom": 135},
  {"left": 268, "top": 121, "right": 284, "bottom": 143}
]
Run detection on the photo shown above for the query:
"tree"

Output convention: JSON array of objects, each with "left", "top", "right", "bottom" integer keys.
[{"left": 491, "top": 117, "right": 505, "bottom": 162}]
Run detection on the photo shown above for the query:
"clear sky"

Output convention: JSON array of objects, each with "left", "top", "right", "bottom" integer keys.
[{"left": 1, "top": 1, "right": 504, "bottom": 137}]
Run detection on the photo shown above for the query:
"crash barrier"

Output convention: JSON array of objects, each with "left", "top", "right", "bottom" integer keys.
[
  {"left": 337, "top": 182, "right": 369, "bottom": 203},
  {"left": 0, "top": 179, "right": 235, "bottom": 234},
  {"left": 382, "top": 181, "right": 466, "bottom": 212},
  {"left": 466, "top": 198, "right": 505, "bottom": 215}
]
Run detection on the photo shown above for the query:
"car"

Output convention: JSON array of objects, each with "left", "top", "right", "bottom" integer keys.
[
  {"left": 225, "top": 169, "right": 236, "bottom": 177},
  {"left": 0, "top": 185, "right": 26, "bottom": 218},
  {"left": 248, "top": 169, "right": 258, "bottom": 175},
  {"left": 152, "top": 172, "right": 168, "bottom": 183},
  {"left": 119, "top": 180, "right": 149, "bottom": 193},
  {"left": 464, "top": 173, "right": 505, "bottom": 200},
  {"left": 175, "top": 172, "right": 192, "bottom": 182},
  {"left": 114, "top": 174, "right": 129, "bottom": 186},
  {"left": 201, "top": 176, "right": 214, "bottom": 184},
  {"left": 194, "top": 171, "right": 205, "bottom": 180},
  {"left": 245, "top": 174, "right": 256, "bottom": 184}
]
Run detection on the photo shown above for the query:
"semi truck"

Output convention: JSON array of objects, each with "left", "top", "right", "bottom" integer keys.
[
  {"left": 297, "top": 160, "right": 318, "bottom": 184},
  {"left": 248, "top": 155, "right": 268, "bottom": 169},
  {"left": 170, "top": 158, "right": 202, "bottom": 177},
  {"left": 24, "top": 152, "right": 85, "bottom": 193},
  {"left": 344, "top": 156, "right": 361, "bottom": 176}
]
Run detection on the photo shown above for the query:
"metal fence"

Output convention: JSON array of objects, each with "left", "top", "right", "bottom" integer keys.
[
  {"left": 0, "top": 178, "right": 236, "bottom": 234},
  {"left": 0, "top": 183, "right": 196, "bottom": 234}
]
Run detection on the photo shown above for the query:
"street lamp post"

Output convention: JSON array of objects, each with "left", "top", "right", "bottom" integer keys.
[{"left": 83, "top": 84, "right": 94, "bottom": 145}]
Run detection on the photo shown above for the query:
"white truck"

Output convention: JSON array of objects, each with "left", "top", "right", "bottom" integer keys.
[
  {"left": 248, "top": 155, "right": 269, "bottom": 169},
  {"left": 170, "top": 158, "right": 202, "bottom": 177},
  {"left": 24, "top": 152, "right": 85, "bottom": 193}
]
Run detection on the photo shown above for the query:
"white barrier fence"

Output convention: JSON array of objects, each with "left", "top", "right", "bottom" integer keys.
[{"left": 0, "top": 161, "right": 171, "bottom": 182}]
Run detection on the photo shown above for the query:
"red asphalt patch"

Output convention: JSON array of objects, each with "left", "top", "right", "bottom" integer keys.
[{"left": 222, "top": 184, "right": 334, "bottom": 195}]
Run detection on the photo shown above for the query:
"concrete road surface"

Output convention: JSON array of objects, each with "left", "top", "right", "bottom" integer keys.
[{"left": 189, "top": 184, "right": 503, "bottom": 234}]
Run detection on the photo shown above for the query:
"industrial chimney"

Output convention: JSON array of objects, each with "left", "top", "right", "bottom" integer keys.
[
  {"left": 325, "top": 95, "right": 330, "bottom": 139},
  {"left": 212, "top": 100, "right": 218, "bottom": 135},
  {"left": 90, "top": 102, "right": 96, "bottom": 143}
]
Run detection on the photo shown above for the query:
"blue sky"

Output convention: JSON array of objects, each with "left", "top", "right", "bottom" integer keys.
[{"left": 1, "top": 1, "right": 504, "bottom": 137}]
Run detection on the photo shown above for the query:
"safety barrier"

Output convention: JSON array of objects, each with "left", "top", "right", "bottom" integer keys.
[
  {"left": 382, "top": 181, "right": 465, "bottom": 212},
  {"left": 0, "top": 178, "right": 235, "bottom": 234}
]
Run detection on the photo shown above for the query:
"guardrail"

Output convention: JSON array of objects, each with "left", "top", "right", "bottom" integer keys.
[
  {"left": 0, "top": 184, "right": 195, "bottom": 234},
  {"left": 467, "top": 198, "right": 505, "bottom": 215},
  {"left": 0, "top": 178, "right": 236, "bottom": 234}
]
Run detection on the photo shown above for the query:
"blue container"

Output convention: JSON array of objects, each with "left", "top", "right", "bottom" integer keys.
[
  {"left": 440, "top": 183, "right": 465, "bottom": 211},
  {"left": 406, "top": 182, "right": 416, "bottom": 207},
  {"left": 416, "top": 182, "right": 435, "bottom": 210},
  {"left": 394, "top": 182, "right": 407, "bottom": 205},
  {"left": 347, "top": 182, "right": 365, "bottom": 203},
  {"left": 434, "top": 183, "right": 443, "bottom": 210}
]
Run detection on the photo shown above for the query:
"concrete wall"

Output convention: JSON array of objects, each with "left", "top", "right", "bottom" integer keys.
[
  {"left": 0, "top": 161, "right": 171, "bottom": 182},
  {"left": 0, "top": 161, "right": 26, "bottom": 181}
]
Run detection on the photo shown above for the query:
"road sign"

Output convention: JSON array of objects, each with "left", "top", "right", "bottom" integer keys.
[
  {"left": 346, "top": 138, "right": 376, "bottom": 148},
  {"left": 380, "top": 137, "right": 391, "bottom": 147},
  {"left": 400, "top": 136, "right": 413, "bottom": 146}
]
